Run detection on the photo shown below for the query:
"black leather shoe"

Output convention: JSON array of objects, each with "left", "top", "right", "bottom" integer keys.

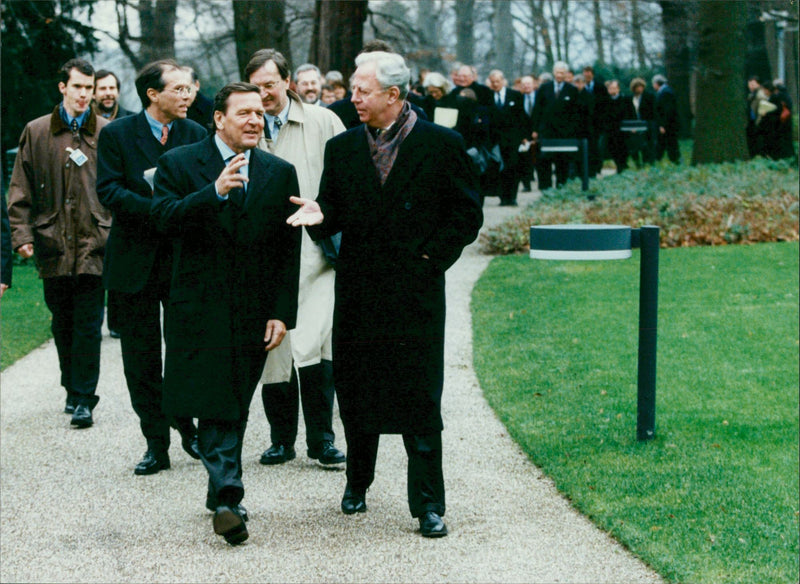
[
  {"left": 64, "top": 396, "right": 76, "bottom": 415},
  {"left": 419, "top": 511, "right": 448, "bottom": 538},
  {"left": 341, "top": 484, "right": 367, "bottom": 515},
  {"left": 70, "top": 404, "right": 93, "bottom": 428},
  {"left": 134, "top": 450, "right": 170, "bottom": 475},
  {"left": 205, "top": 496, "right": 249, "bottom": 522},
  {"left": 214, "top": 505, "right": 248, "bottom": 545},
  {"left": 259, "top": 444, "right": 296, "bottom": 465},
  {"left": 181, "top": 433, "right": 201, "bottom": 460},
  {"left": 308, "top": 440, "right": 346, "bottom": 465}
]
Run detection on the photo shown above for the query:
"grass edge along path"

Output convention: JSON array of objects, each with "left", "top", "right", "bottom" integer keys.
[
  {"left": 1, "top": 262, "right": 51, "bottom": 370},
  {"left": 471, "top": 242, "right": 799, "bottom": 584}
]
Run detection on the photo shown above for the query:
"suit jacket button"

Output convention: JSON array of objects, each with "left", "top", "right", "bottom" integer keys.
[{"left": 404, "top": 202, "right": 412, "bottom": 210}]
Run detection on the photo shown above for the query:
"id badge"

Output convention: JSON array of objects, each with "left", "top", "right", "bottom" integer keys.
[{"left": 66, "top": 147, "right": 88, "bottom": 167}]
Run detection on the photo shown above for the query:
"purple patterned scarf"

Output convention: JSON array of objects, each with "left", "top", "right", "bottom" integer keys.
[{"left": 366, "top": 101, "right": 418, "bottom": 185}]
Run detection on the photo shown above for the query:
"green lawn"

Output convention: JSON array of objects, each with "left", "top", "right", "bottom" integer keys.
[
  {"left": 1, "top": 261, "right": 51, "bottom": 369},
  {"left": 472, "top": 242, "right": 799, "bottom": 583}
]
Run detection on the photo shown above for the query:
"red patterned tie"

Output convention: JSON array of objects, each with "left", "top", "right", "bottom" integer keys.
[{"left": 160, "top": 125, "right": 169, "bottom": 145}]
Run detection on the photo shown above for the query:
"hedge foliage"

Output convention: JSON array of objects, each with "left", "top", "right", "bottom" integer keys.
[{"left": 481, "top": 157, "right": 799, "bottom": 255}]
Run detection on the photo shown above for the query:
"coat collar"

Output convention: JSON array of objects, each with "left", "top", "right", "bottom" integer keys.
[{"left": 49, "top": 104, "right": 98, "bottom": 136}]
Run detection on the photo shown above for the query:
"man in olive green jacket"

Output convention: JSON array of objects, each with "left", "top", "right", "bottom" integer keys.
[{"left": 7, "top": 58, "right": 110, "bottom": 428}]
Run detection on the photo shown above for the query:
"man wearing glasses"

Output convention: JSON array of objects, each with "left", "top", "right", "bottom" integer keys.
[{"left": 97, "top": 60, "right": 207, "bottom": 476}]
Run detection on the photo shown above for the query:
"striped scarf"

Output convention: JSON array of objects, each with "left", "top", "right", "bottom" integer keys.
[{"left": 366, "top": 101, "right": 418, "bottom": 185}]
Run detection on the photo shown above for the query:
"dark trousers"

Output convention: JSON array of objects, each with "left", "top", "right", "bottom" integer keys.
[
  {"left": 536, "top": 154, "right": 571, "bottom": 190},
  {"left": 42, "top": 275, "right": 104, "bottom": 407},
  {"left": 261, "top": 360, "right": 335, "bottom": 449},
  {"left": 498, "top": 145, "right": 519, "bottom": 204},
  {"left": 115, "top": 269, "right": 193, "bottom": 454},
  {"left": 657, "top": 130, "right": 680, "bottom": 164},
  {"left": 345, "top": 429, "right": 445, "bottom": 518},
  {"left": 517, "top": 147, "right": 535, "bottom": 190},
  {"left": 200, "top": 347, "right": 266, "bottom": 508}
]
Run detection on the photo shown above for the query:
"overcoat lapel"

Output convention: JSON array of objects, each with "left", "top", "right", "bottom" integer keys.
[{"left": 134, "top": 112, "right": 165, "bottom": 167}]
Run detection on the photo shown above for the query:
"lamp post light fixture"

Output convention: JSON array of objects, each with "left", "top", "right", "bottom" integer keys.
[{"left": 530, "top": 224, "right": 660, "bottom": 441}]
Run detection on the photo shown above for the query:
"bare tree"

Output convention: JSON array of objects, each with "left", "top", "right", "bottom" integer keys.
[
  {"left": 308, "top": 0, "right": 367, "bottom": 79},
  {"left": 659, "top": 0, "right": 697, "bottom": 138},
  {"left": 631, "top": 0, "right": 648, "bottom": 69},
  {"left": 111, "top": 0, "right": 177, "bottom": 71},
  {"left": 232, "top": 0, "right": 290, "bottom": 78},
  {"left": 454, "top": 0, "right": 475, "bottom": 64},
  {"left": 492, "top": 0, "right": 514, "bottom": 74},
  {"left": 593, "top": 0, "right": 604, "bottom": 66}
]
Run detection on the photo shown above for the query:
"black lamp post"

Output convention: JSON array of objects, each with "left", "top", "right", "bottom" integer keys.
[{"left": 529, "top": 224, "right": 660, "bottom": 441}]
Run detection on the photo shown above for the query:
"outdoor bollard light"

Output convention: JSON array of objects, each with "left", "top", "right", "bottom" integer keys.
[
  {"left": 537, "top": 139, "right": 590, "bottom": 192},
  {"left": 529, "top": 224, "right": 660, "bottom": 441}
]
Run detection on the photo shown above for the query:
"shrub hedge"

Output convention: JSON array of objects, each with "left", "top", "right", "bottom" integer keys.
[{"left": 481, "top": 157, "right": 799, "bottom": 255}]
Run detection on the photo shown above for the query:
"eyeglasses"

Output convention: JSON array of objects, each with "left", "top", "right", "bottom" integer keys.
[
  {"left": 254, "top": 81, "right": 281, "bottom": 91},
  {"left": 164, "top": 85, "right": 194, "bottom": 97}
]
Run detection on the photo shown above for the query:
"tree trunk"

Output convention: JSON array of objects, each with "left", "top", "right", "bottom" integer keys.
[
  {"left": 692, "top": 1, "right": 748, "bottom": 164},
  {"left": 308, "top": 0, "right": 367, "bottom": 80},
  {"left": 493, "top": 0, "right": 514, "bottom": 75},
  {"left": 530, "top": 0, "right": 554, "bottom": 69},
  {"left": 233, "top": 0, "right": 290, "bottom": 79},
  {"left": 631, "top": 0, "right": 648, "bottom": 69},
  {"left": 660, "top": 0, "right": 697, "bottom": 138},
  {"left": 137, "top": 0, "right": 177, "bottom": 64},
  {"left": 454, "top": 0, "right": 474, "bottom": 64},
  {"left": 593, "top": 0, "right": 604, "bottom": 66}
]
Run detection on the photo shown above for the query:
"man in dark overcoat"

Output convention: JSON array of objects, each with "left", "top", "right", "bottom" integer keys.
[
  {"left": 150, "top": 82, "right": 301, "bottom": 545},
  {"left": 98, "top": 60, "right": 207, "bottom": 476},
  {"left": 530, "top": 61, "right": 583, "bottom": 189},
  {"left": 288, "top": 51, "right": 483, "bottom": 538}
]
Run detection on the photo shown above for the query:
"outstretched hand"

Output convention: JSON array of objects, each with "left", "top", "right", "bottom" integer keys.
[{"left": 286, "top": 196, "right": 324, "bottom": 227}]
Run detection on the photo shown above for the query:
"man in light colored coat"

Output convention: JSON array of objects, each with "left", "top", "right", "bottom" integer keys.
[{"left": 245, "top": 49, "right": 347, "bottom": 467}]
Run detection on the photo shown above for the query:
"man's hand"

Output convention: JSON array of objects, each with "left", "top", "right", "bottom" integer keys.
[
  {"left": 286, "top": 196, "right": 324, "bottom": 227},
  {"left": 16, "top": 243, "right": 34, "bottom": 259},
  {"left": 264, "top": 319, "right": 287, "bottom": 351},
  {"left": 215, "top": 153, "right": 249, "bottom": 197},
  {"left": 0, "top": 284, "right": 8, "bottom": 298}
]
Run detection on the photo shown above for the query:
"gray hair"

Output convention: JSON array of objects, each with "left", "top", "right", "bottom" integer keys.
[
  {"left": 553, "top": 61, "right": 569, "bottom": 74},
  {"left": 355, "top": 51, "right": 410, "bottom": 99},
  {"left": 538, "top": 72, "right": 553, "bottom": 83},
  {"left": 423, "top": 71, "right": 450, "bottom": 93},
  {"left": 652, "top": 74, "right": 667, "bottom": 87},
  {"left": 294, "top": 63, "right": 321, "bottom": 82},
  {"left": 325, "top": 70, "right": 344, "bottom": 83}
]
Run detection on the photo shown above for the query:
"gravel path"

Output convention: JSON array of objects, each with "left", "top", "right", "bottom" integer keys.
[{"left": 0, "top": 189, "right": 663, "bottom": 583}]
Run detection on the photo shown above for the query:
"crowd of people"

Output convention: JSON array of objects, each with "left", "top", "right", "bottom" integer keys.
[
  {"left": 3, "top": 43, "right": 482, "bottom": 547},
  {"left": 2, "top": 42, "right": 794, "bottom": 548}
]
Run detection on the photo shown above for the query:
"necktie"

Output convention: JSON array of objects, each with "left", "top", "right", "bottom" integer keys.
[
  {"left": 525, "top": 94, "right": 532, "bottom": 115},
  {"left": 226, "top": 156, "right": 246, "bottom": 204},
  {"left": 70, "top": 119, "right": 79, "bottom": 134},
  {"left": 495, "top": 92, "right": 502, "bottom": 107},
  {"left": 160, "top": 125, "right": 169, "bottom": 145},
  {"left": 274, "top": 118, "right": 282, "bottom": 136},
  {"left": 555, "top": 83, "right": 561, "bottom": 99}
]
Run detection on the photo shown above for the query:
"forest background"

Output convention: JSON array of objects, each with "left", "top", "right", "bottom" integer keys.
[{"left": 1, "top": 0, "right": 798, "bottom": 176}]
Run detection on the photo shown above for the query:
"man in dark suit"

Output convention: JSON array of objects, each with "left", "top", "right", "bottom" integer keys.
[
  {"left": 582, "top": 66, "right": 608, "bottom": 176},
  {"left": 518, "top": 75, "right": 538, "bottom": 192},
  {"left": 531, "top": 61, "right": 583, "bottom": 189},
  {"left": 185, "top": 66, "right": 214, "bottom": 133},
  {"left": 93, "top": 69, "right": 134, "bottom": 121},
  {"left": 97, "top": 60, "right": 207, "bottom": 476},
  {"left": 151, "top": 82, "right": 301, "bottom": 546},
  {"left": 604, "top": 79, "right": 629, "bottom": 173},
  {"left": 487, "top": 69, "right": 527, "bottom": 206},
  {"left": 288, "top": 51, "right": 483, "bottom": 539},
  {"left": 450, "top": 64, "right": 494, "bottom": 107},
  {"left": 652, "top": 74, "right": 680, "bottom": 164}
]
